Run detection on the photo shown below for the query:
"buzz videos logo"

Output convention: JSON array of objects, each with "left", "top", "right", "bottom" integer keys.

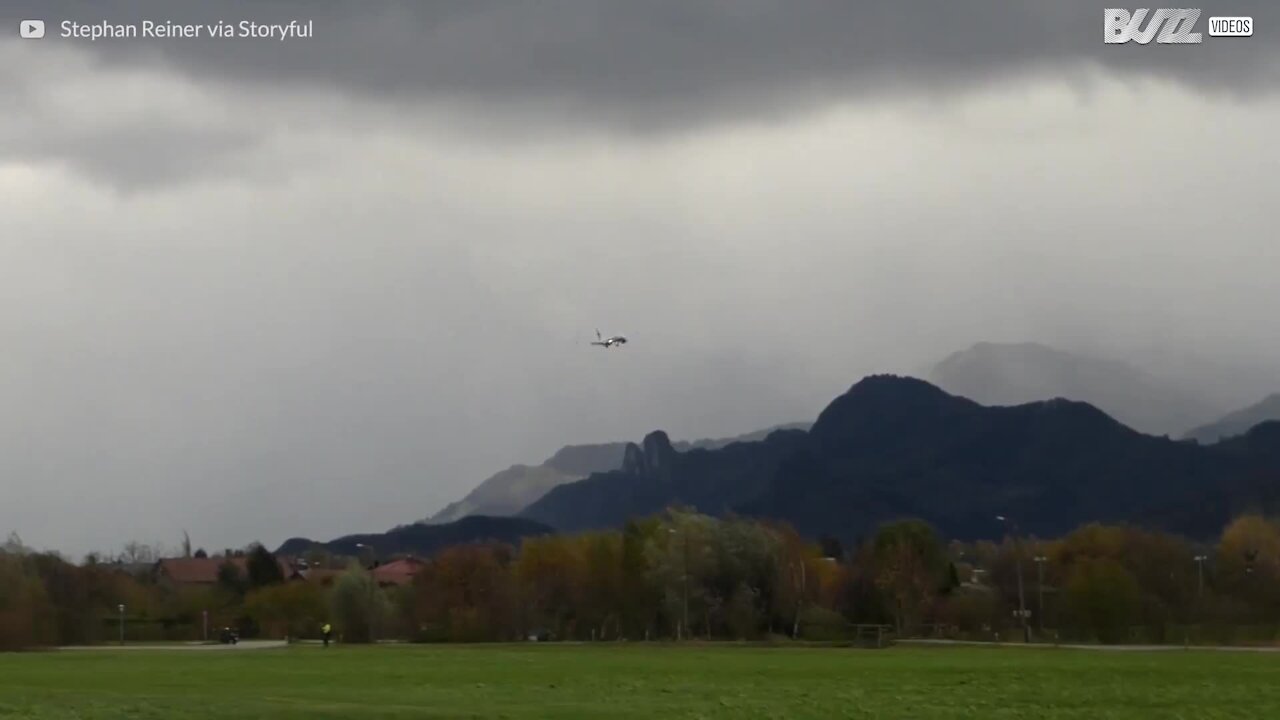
[
  {"left": 1105, "top": 9, "right": 1253, "bottom": 44},
  {"left": 1105, "top": 9, "right": 1202, "bottom": 43}
]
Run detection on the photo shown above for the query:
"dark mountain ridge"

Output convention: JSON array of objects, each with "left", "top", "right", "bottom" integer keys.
[
  {"left": 276, "top": 515, "right": 553, "bottom": 557},
  {"left": 522, "top": 375, "right": 1280, "bottom": 541}
]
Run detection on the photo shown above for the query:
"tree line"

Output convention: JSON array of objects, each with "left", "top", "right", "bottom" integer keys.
[{"left": 4, "top": 510, "right": 1280, "bottom": 649}]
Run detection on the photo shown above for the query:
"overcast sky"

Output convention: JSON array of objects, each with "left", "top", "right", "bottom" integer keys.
[{"left": 2, "top": 2, "right": 1278, "bottom": 558}]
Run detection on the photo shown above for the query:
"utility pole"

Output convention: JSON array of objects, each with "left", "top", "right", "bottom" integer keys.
[
  {"left": 997, "top": 516, "right": 1030, "bottom": 643},
  {"left": 683, "top": 531, "right": 690, "bottom": 641},
  {"left": 1033, "top": 556, "right": 1048, "bottom": 633},
  {"left": 1191, "top": 553, "right": 1208, "bottom": 646}
]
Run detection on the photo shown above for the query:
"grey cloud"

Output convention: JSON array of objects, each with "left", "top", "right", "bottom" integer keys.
[
  {"left": 0, "top": 46, "right": 261, "bottom": 190},
  {"left": 6, "top": 1, "right": 1280, "bottom": 131},
  {"left": 18, "top": 123, "right": 257, "bottom": 190}
]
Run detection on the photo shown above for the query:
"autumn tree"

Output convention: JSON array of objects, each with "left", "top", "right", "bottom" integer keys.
[
  {"left": 872, "top": 520, "right": 945, "bottom": 633},
  {"left": 619, "top": 519, "right": 660, "bottom": 639},
  {"left": 578, "top": 532, "right": 624, "bottom": 639},
  {"left": 413, "top": 543, "right": 517, "bottom": 642},
  {"left": 516, "top": 535, "right": 586, "bottom": 639},
  {"left": 1216, "top": 515, "right": 1280, "bottom": 621},
  {"left": 1064, "top": 557, "right": 1141, "bottom": 644},
  {"left": 0, "top": 550, "right": 54, "bottom": 649},
  {"left": 767, "top": 522, "right": 818, "bottom": 638}
]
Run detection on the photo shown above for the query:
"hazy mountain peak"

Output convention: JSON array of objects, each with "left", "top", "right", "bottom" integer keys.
[
  {"left": 930, "top": 342, "right": 1220, "bottom": 437},
  {"left": 1183, "top": 394, "right": 1280, "bottom": 444},
  {"left": 428, "top": 423, "right": 812, "bottom": 525}
]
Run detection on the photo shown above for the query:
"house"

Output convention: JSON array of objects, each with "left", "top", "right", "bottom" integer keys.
[
  {"left": 283, "top": 557, "right": 426, "bottom": 588},
  {"left": 154, "top": 557, "right": 226, "bottom": 585}
]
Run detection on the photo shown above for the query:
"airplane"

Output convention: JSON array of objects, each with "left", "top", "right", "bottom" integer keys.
[{"left": 590, "top": 329, "right": 628, "bottom": 349}]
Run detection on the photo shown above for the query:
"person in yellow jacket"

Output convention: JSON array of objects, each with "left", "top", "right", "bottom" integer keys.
[{"left": 321, "top": 622, "right": 332, "bottom": 647}]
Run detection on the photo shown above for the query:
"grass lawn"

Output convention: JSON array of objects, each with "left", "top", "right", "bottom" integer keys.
[{"left": 3, "top": 644, "right": 1280, "bottom": 719}]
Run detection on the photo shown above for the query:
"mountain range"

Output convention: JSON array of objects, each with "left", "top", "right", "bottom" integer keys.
[
  {"left": 283, "top": 343, "right": 1279, "bottom": 556},
  {"left": 426, "top": 423, "right": 810, "bottom": 524},
  {"left": 928, "top": 342, "right": 1222, "bottom": 437},
  {"left": 522, "top": 375, "right": 1280, "bottom": 542}
]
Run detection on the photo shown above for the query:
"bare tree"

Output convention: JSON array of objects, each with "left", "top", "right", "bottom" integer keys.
[
  {"left": 2, "top": 531, "right": 28, "bottom": 555},
  {"left": 121, "top": 541, "right": 156, "bottom": 564}
]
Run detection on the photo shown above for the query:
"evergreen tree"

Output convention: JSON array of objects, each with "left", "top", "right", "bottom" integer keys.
[{"left": 246, "top": 544, "right": 285, "bottom": 589}]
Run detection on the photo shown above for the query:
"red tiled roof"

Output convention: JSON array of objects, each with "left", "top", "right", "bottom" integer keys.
[
  {"left": 155, "top": 558, "right": 228, "bottom": 584},
  {"left": 372, "top": 558, "right": 425, "bottom": 586},
  {"left": 156, "top": 556, "right": 297, "bottom": 584}
]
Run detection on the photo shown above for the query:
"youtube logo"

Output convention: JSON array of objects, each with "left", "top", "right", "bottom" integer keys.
[{"left": 20, "top": 19, "right": 45, "bottom": 39}]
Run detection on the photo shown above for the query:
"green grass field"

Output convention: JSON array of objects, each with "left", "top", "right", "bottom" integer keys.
[{"left": 3, "top": 644, "right": 1280, "bottom": 719}]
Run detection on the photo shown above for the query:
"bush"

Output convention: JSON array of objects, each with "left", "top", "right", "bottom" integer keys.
[
  {"left": 797, "top": 606, "right": 848, "bottom": 641},
  {"left": 935, "top": 587, "right": 1002, "bottom": 634},
  {"left": 245, "top": 582, "right": 327, "bottom": 639}
]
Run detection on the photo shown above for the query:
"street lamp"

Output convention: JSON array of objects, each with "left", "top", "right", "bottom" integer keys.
[
  {"left": 1193, "top": 555, "right": 1208, "bottom": 598},
  {"left": 1033, "top": 555, "right": 1048, "bottom": 633},
  {"left": 667, "top": 528, "right": 690, "bottom": 641},
  {"left": 118, "top": 604, "right": 125, "bottom": 645},
  {"left": 996, "top": 516, "right": 1030, "bottom": 643}
]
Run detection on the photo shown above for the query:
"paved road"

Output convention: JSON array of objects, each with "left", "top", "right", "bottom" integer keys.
[
  {"left": 58, "top": 640, "right": 288, "bottom": 651},
  {"left": 900, "top": 638, "right": 1280, "bottom": 653}
]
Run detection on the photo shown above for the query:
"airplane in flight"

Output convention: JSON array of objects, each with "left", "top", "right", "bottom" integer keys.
[{"left": 590, "top": 329, "right": 628, "bottom": 349}]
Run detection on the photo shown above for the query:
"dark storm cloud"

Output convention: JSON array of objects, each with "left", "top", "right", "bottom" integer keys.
[{"left": 7, "top": 1, "right": 1280, "bottom": 129}]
